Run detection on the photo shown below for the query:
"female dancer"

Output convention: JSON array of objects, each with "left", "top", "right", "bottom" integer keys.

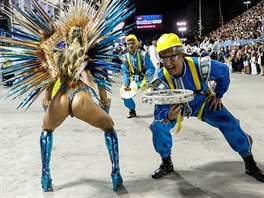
[
  {"left": 40, "top": 25, "right": 122, "bottom": 192},
  {"left": 0, "top": 0, "right": 135, "bottom": 192}
]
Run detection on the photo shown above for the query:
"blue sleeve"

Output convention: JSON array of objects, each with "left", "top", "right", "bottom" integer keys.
[
  {"left": 144, "top": 54, "right": 155, "bottom": 83},
  {"left": 210, "top": 60, "right": 230, "bottom": 98},
  {"left": 121, "top": 63, "right": 130, "bottom": 86},
  {"left": 154, "top": 104, "right": 170, "bottom": 120}
]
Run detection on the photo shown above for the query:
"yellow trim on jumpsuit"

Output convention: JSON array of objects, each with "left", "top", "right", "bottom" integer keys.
[
  {"left": 126, "top": 50, "right": 147, "bottom": 89},
  {"left": 164, "top": 57, "right": 214, "bottom": 133}
]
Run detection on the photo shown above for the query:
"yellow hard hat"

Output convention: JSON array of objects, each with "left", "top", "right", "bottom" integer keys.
[
  {"left": 157, "top": 33, "right": 183, "bottom": 53},
  {"left": 125, "top": 34, "right": 139, "bottom": 43}
]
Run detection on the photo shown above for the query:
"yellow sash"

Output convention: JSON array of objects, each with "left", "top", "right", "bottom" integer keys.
[
  {"left": 52, "top": 78, "right": 61, "bottom": 97},
  {"left": 163, "top": 57, "right": 213, "bottom": 131},
  {"left": 126, "top": 50, "right": 147, "bottom": 88},
  {"left": 185, "top": 57, "right": 214, "bottom": 120},
  {"left": 163, "top": 68, "right": 182, "bottom": 133},
  {"left": 186, "top": 57, "right": 202, "bottom": 93}
]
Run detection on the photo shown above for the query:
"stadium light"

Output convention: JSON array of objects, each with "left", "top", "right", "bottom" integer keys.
[
  {"left": 244, "top": 1, "right": 251, "bottom": 10},
  {"left": 198, "top": 0, "right": 202, "bottom": 38},
  {"left": 177, "top": 21, "right": 187, "bottom": 38},
  {"left": 177, "top": 22, "right": 186, "bottom": 26},
  {"left": 178, "top": 27, "right": 187, "bottom": 32},
  {"left": 219, "top": 0, "right": 223, "bottom": 26}
]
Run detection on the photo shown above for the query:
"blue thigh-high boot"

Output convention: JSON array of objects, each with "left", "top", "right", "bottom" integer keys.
[
  {"left": 104, "top": 130, "right": 123, "bottom": 191},
  {"left": 40, "top": 130, "right": 53, "bottom": 192}
]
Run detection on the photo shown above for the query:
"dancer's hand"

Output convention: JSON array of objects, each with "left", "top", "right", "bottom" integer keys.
[
  {"left": 42, "top": 98, "right": 50, "bottom": 112},
  {"left": 42, "top": 98, "right": 50, "bottom": 105},
  {"left": 168, "top": 104, "right": 181, "bottom": 121},
  {"left": 124, "top": 85, "right": 131, "bottom": 91},
  {"left": 208, "top": 96, "right": 223, "bottom": 112},
  {"left": 145, "top": 83, "right": 152, "bottom": 89}
]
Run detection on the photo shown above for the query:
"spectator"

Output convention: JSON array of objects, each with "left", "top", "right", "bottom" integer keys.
[{"left": 149, "top": 38, "right": 161, "bottom": 78}]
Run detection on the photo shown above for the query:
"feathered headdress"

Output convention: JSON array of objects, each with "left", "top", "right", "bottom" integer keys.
[{"left": 0, "top": 0, "right": 135, "bottom": 109}]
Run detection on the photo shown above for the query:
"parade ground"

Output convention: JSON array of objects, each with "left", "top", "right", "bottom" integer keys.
[{"left": 0, "top": 73, "right": 263, "bottom": 198}]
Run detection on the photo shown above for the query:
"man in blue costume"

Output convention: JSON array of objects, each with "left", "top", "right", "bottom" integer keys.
[
  {"left": 121, "top": 34, "right": 155, "bottom": 118},
  {"left": 150, "top": 33, "right": 264, "bottom": 182}
]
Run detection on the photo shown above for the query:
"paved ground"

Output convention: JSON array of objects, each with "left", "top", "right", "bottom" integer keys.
[{"left": 0, "top": 73, "right": 263, "bottom": 198}]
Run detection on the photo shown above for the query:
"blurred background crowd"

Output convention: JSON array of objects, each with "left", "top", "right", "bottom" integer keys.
[{"left": 0, "top": 0, "right": 263, "bottom": 86}]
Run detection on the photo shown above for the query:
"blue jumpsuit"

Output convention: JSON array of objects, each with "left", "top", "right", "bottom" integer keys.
[
  {"left": 150, "top": 57, "right": 252, "bottom": 158},
  {"left": 121, "top": 49, "right": 155, "bottom": 111}
]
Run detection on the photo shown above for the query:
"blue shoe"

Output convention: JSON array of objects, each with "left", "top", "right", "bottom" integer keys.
[
  {"left": 112, "top": 173, "right": 123, "bottom": 191},
  {"left": 41, "top": 176, "right": 52, "bottom": 192}
]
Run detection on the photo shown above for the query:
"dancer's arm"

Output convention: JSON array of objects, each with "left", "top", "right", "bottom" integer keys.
[{"left": 42, "top": 83, "right": 55, "bottom": 111}]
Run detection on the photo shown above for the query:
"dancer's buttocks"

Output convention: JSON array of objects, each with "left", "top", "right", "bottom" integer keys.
[
  {"left": 71, "top": 89, "right": 115, "bottom": 132},
  {"left": 43, "top": 80, "right": 113, "bottom": 132},
  {"left": 42, "top": 80, "right": 90, "bottom": 129},
  {"left": 59, "top": 83, "right": 90, "bottom": 117}
]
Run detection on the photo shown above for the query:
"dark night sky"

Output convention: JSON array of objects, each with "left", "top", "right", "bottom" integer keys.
[{"left": 126, "top": 0, "right": 261, "bottom": 42}]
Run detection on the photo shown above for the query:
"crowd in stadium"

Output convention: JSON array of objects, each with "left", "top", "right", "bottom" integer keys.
[
  {"left": 207, "top": 1, "right": 264, "bottom": 41},
  {"left": 203, "top": 0, "right": 264, "bottom": 75},
  {"left": 1, "top": 0, "right": 264, "bottom": 87},
  {"left": 127, "top": 0, "right": 264, "bottom": 76}
]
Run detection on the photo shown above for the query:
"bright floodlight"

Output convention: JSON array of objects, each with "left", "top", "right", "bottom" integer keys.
[
  {"left": 178, "top": 27, "right": 187, "bottom": 32},
  {"left": 177, "top": 21, "right": 187, "bottom": 26},
  {"left": 243, "top": 1, "right": 251, "bottom": 10}
]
